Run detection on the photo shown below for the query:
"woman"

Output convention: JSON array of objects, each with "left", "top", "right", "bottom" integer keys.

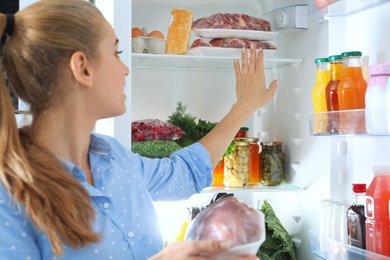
[{"left": 0, "top": 0, "right": 277, "bottom": 259}]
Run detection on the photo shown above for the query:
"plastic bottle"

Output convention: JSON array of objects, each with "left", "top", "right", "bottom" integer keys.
[
  {"left": 312, "top": 57, "right": 330, "bottom": 135},
  {"left": 365, "top": 166, "right": 390, "bottom": 256},
  {"left": 365, "top": 63, "right": 390, "bottom": 134},
  {"left": 347, "top": 184, "right": 366, "bottom": 249},
  {"left": 384, "top": 66, "right": 390, "bottom": 132},
  {"left": 337, "top": 51, "right": 367, "bottom": 134},
  {"left": 325, "top": 55, "right": 343, "bottom": 134}
]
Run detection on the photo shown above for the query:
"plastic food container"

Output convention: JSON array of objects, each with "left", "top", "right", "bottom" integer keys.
[
  {"left": 132, "top": 27, "right": 166, "bottom": 54},
  {"left": 132, "top": 37, "right": 166, "bottom": 54}
]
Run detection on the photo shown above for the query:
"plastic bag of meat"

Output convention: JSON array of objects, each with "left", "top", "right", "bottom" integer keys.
[
  {"left": 192, "top": 13, "right": 271, "bottom": 31},
  {"left": 184, "top": 196, "right": 266, "bottom": 259},
  {"left": 131, "top": 119, "right": 184, "bottom": 142}
]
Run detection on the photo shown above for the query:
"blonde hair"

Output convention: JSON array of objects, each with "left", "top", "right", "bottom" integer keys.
[{"left": 0, "top": 0, "right": 105, "bottom": 256}]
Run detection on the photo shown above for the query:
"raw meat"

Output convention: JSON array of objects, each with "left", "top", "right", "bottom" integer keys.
[
  {"left": 184, "top": 196, "right": 263, "bottom": 247},
  {"left": 131, "top": 119, "right": 184, "bottom": 142},
  {"left": 191, "top": 38, "right": 277, "bottom": 50},
  {"left": 192, "top": 13, "right": 271, "bottom": 32}
]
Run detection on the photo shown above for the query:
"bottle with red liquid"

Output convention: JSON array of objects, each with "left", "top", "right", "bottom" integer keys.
[
  {"left": 337, "top": 51, "right": 367, "bottom": 134},
  {"left": 325, "top": 54, "right": 342, "bottom": 133},
  {"left": 347, "top": 183, "right": 366, "bottom": 259},
  {"left": 365, "top": 166, "right": 390, "bottom": 257}
]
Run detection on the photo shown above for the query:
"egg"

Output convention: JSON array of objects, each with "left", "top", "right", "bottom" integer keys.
[
  {"left": 147, "top": 30, "right": 165, "bottom": 39},
  {"left": 132, "top": 27, "right": 144, "bottom": 38}
]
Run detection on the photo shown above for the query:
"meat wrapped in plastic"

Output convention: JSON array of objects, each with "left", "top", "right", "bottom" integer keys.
[{"left": 184, "top": 196, "right": 265, "bottom": 258}]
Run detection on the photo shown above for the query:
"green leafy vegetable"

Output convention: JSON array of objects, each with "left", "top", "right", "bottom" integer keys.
[
  {"left": 167, "top": 101, "right": 217, "bottom": 147},
  {"left": 258, "top": 200, "right": 297, "bottom": 260}
]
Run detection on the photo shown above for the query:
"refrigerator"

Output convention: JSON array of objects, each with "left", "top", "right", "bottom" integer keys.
[{"left": 18, "top": 0, "right": 390, "bottom": 259}]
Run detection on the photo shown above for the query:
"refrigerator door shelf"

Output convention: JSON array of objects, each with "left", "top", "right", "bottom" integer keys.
[
  {"left": 309, "top": 109, "right": 390, "bottom": 136},
  {"left": 310, "top": 229, "right": 390, "bottom": 260},
  {"left": 309, "top": 0, "right": 390, "bottom": 17}
]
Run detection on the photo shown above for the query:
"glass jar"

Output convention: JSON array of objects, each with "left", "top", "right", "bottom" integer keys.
[
  {"left": 211, "top": 160, "right": 224, "bottom": 186},
  {"left": 261, "top": 141, "right": 286, "bottom": 186},
  {"left": 235, "top": 127, "right": 249, "bottom": 138},
  {"left": 224, "top": 140, "right": 250, "bottom": 188},
  {"left": 247, "top": 137, "right": 260, "bottom": 185}
]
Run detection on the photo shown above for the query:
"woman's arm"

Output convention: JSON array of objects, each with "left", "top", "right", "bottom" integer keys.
[{"left": 199, "top": 46, "right": 278, "bottom": 167}]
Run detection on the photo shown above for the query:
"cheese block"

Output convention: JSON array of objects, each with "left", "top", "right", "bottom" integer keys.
[{"left": 165, "top": 9, "right": 193, "bottom": 55}]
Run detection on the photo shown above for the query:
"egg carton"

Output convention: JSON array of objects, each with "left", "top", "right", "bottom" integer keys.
[{"left": 132, "top": 27, "right": 166, "bottom": 54}]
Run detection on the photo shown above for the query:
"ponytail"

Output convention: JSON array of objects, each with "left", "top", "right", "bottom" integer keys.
[{"left": 0, "top": 6, "right": 102, "bottom": 257}]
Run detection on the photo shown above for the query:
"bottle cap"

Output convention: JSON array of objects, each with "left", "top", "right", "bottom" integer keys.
[
  {"left": 314, "top": 57, "right": 328, "bottom": 64},
  {"left": 328, "top": 55, "right": 342, "bottom": 62},
  {"left": 369, "top": 63, "right": 390, "bottom": 76},
  {"left": 341, "top": 51, "right": 362, "bottom": 57},
  {"left": 372, "top": 165, "right": 390, "bottom": 176},
  {"left": 352, "top": 183, "right": 366, "bottom": 193}
]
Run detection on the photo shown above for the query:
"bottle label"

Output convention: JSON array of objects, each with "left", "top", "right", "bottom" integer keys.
[{"left": 366, "top": 196, "right": 374, "bottom": 219}]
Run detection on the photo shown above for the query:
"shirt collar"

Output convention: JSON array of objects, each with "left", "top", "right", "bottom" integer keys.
[{"left": 89, "top": 133, "right": 112, "bottom": 156}]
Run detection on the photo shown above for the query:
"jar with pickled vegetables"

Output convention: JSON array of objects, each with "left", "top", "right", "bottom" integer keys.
[
  {"left": 260, "top": 141, "right": 286, "bottom": 186},
  {"left": 224, "top": 140, "right": 250, "bottom": 188}
]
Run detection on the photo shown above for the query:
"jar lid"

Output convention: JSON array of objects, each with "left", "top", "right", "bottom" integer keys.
[
  {"left": 369, "top": 63, "right": 390, "bottom": 76},
  {"left": 247, "top": 137, "right": 259, "bottom": 143},
  {"left": 341, "top": 51, "right": 362, "bottom": 57},
  {"left": 235, "top": 140, "right": 249, "bottom": 146},
  {"left": 352, "top": 183, "right": 366, "bottom": 193},
  {"left": 314, "top": 57, "right": 328, "bottom": 64},
  {"left": 239, "top": 127, "right": 249, "bottom": 131},
  {"left": 328, "top": 55, "right": 342, "bottom": 62},
  {"left": 260, "top": 141, "right": 283, "bottom": 146}
]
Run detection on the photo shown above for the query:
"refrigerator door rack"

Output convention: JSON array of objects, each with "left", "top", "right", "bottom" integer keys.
[
  {"left": 310, "top": 229, "right": 390, "bottom": 260},
  {"left": 309, "top": 109, "right": 390, "bottom": 136}
]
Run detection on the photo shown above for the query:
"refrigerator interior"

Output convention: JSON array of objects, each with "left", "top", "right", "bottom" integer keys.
[{"left": 16, "top": 0, "right": 390, "bottom": 259}]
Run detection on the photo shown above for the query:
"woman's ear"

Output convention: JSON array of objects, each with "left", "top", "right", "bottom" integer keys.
[{"left": 69, "top": 51, "right": 93, "bottom": 88}]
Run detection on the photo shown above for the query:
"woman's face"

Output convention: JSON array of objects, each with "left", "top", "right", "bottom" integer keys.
[{"left": 89, "top": 18, "right": 130, "bottom": 119}]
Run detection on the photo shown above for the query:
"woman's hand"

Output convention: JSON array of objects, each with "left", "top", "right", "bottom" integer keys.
[
  {"left": 233, "top": 46, "right": 278, "bottom": 116},
  {"left": 148, "top": 240, "right": 259, "bottom": 260}
]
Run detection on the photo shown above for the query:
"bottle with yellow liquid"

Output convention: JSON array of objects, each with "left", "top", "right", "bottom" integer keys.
[
  {"left": 172, "top": 208, "right": 191, "bottom": 242},
  {"left": 312, "top": 57, "right": 330, "bottom": 134}
]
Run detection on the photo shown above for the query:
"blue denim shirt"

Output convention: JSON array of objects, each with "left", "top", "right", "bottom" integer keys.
[{"left": 0, "top": 134, "right": 213, "bottom": 259}]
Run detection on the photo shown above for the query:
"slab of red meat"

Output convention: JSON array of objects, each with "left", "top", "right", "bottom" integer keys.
[
  {"left": 184, "top": 196, "right": 263, "bottom": 247},
  {"left": 192, "top": 13, "right": 271, "bottom": 31},
  {"left": 190, "top": 39, "right": 213, "bottom": 48},
  {"left": 190, "top": 38, "right": 276, "bottom": 50}
]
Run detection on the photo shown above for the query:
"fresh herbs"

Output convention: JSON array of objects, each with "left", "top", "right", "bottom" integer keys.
[{"left": 167, "top": 101, "right": 217, "bottom": 147}]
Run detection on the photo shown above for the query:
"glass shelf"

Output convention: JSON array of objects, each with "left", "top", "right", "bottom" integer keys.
[
  {"left": 202, "top": 183, "right": 303, "bottom": 193},
  {"left": 309, "top": 0, "right": 390, "bottom": 17},
  {"left": 132, "top": 53, "right": 303, "bottom": 70},
  {"left": 310, "top": 229, "right": 390, "bottom": 260}
]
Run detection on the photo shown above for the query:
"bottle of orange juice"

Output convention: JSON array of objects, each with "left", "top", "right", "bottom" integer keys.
[
  {"left": 312, "top": 57, "right": 330, "bottom": 134},
  {"left": 337, "top": 51, "right": 367, "bottom": 134}
]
